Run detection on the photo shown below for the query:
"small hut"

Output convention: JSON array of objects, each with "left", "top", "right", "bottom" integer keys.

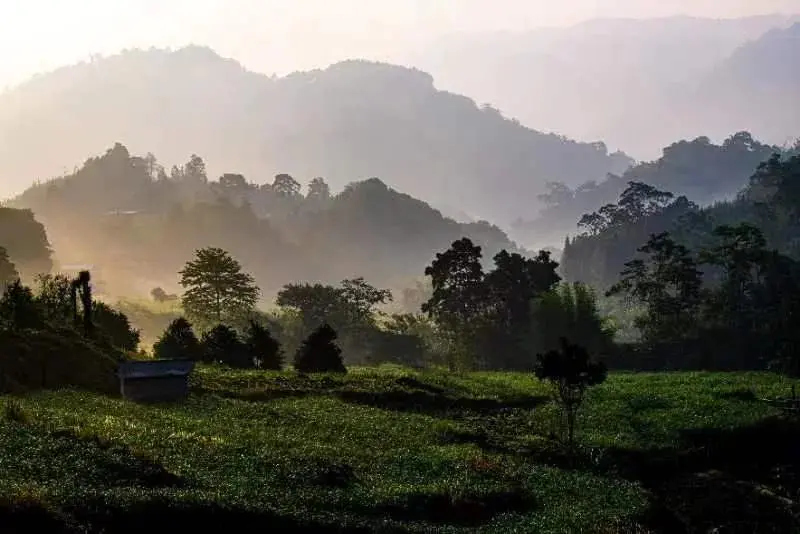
[{"left": 117, "top": 360, "right": 195, "bottom": 403}]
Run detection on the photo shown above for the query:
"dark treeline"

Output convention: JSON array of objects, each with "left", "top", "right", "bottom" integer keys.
[{"left": 561, "top": 152, "right": 800, "bottom": 373}]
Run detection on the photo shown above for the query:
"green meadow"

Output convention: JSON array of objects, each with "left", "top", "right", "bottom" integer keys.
[{"left": 1, "top": 367, "right": 797, "bottom": 533}]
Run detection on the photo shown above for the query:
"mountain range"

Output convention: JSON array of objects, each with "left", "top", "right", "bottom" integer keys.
[
  {"left": 403, "top": 15, "right": 800, "bottom": 159},
  {"left": 0, "top": 47, "right": 630, "bottom": 227}
]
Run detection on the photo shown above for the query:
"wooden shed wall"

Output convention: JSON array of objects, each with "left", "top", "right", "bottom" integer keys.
[{"left": 121, "top": 375, "right": 190, "bottom": 403}]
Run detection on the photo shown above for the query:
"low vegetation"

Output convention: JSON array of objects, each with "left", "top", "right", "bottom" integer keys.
[{"left": 0, "top": 367, "right": 797, "bottom": 533}]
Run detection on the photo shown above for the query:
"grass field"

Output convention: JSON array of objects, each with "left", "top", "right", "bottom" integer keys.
[{"left": 1, "top": 367, "right": 798, "bottom": 533}]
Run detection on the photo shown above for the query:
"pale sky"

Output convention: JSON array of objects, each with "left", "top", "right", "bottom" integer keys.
[{"left": 0, "top": 0, "right": 799, "bottom": 87}]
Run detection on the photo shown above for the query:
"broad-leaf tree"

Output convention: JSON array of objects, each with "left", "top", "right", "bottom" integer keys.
[
  {"left": 276, "top": 283, "right": 348, "bottom": 330},
  {"left": 607, "top": 232, "right": 703, "bottom": 346},
  {"left": 180, "top": 247, "right": 259, "bottom": 328},
  {"left": 422, "top": 238, "right": 488, "bottom": 369}
]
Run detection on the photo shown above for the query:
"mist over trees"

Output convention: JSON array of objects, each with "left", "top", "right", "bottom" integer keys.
[
  {"left": 0, "top": 47, "right": 631, "bottom": 227},
  {"left": 9, "top": 143, "right": 523, "bottom": 300},
  {"left": 512, "top": 132, "right": 786, "bottom": 249}
]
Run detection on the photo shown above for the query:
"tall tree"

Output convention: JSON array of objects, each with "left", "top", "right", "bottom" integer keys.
[
  {"left": 179, "top": 247, "right": 259, "bottom": 327},
  {"left": 484, "top": 249, "right": 561, "bottom": 367},
  {"left": 272, "top": 173, "right": 301, "bottom": 198},
  {"left": 422, "top": 238, "right": 487, "bottom": 327},
  {"left": 339, "top": 277, "right": 392, "bottom": 325},
  {"left": 608, "top": 232, "right": 704, "bottom": 347},
  {"left": 307, "top": 177, "right": 332, "bottom": 202},
  {"left": 276, "top": 283, "right": 348, "bottom": 330},
  {"left": 422, "top": 238, "right": 488, "bottom": 368}
]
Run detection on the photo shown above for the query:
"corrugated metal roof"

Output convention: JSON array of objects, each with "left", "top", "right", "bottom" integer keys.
[{"left": 118, "top": 359, "right": 195, "bottom": 380}]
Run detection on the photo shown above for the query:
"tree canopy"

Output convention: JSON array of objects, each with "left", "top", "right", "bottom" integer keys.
[{"left": 179, "top": 247, "right": 259, "bottom": 328}]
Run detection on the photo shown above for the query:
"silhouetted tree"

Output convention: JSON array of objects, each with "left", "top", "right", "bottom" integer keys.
[
  {"left": 202, "top": 324, "right": 251, "bottom": 368},
  {"left": 307, "top": 177, "right": 331, "bottom": 202},
  {"left": 34, "top": 274, "right": 72, "bottom": 324},
  {"left": 277, "top": 283, "right": 348, "bottom": 330},
  {"left": 153, "top": 317, "right": 202, "bottom": 361},
  {"left": 294, "top": 324, "right": 346, "bottom": 374},
  {"left": 179, "top": 247, "right": 259, "bottom": 327},
  {"left": 245, "top": 320, "right": 282, "bottom": 370},
  {"left": 339, "top": 277, "right": 392, "bottom": 324},
  {"left": 422, "top": 238, "right": 488, "bottom": 368},
  {"left": 93, "top": 302, "right": 140, "bottom": 352},
  {"left": 0, "top": 279, "right": 40, "bottom": 330},
  {"left": 608, "top": 232, "right": 703, "bottom": 346},
  {"left": 535, "top": 337, "right": 607, "bottom": 445},
  {"left": 485, "top": 249, "right": 561, "bottom": 368},
  {"left": 272, "top": 173, "right": 301, "bottom": 198}
]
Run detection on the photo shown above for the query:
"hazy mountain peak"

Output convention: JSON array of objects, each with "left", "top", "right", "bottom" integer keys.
[{"left": 0, "top": 46, "right": 630, "bottom": 227}]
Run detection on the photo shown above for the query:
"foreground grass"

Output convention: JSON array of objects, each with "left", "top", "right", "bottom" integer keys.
[{"left": 0, "top": 367, "right": 798, "bottom": 532}]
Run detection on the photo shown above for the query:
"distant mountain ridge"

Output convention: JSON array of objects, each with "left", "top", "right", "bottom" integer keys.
[
  {"left": 401, "top": 14, "right": 800, "bottom": 159},
  {"left": 0, "top": 47, "right": 632, "bottom": 227}
]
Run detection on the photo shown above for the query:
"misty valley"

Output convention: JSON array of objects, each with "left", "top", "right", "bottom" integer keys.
[{"left": 1, "top": 18, "right": 800, "bottom": 534}]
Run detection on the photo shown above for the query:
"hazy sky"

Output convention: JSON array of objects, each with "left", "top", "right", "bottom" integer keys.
[{"left": 1, "top": 0, "right": 799, "bottom": 87}]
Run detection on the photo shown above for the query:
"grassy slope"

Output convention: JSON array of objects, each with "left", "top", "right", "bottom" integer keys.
[{"left": 0, "top": 367, "right": 798, "bottom": 533}]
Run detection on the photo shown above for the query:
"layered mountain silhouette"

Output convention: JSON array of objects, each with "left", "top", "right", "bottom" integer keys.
[
  {"left": 0, "top": 46, "right": 631, "bottom": 226},
  {"left": 9, "top": 143, "right": 523, "bottom": 299},
  {"left": 405, "top": 15, "right": 799, "bottom": 159}
]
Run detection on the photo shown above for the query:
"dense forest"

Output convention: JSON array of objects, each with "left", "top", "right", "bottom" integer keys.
[{"left": 512, "top": 131, "right": 793, "bottom": 248}]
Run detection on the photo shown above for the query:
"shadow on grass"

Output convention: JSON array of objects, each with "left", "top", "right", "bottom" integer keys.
[
  {"left": 49, "top": 428, "right": 184, "bottom": 489},
  {"left": 604, "top": 416, "right": 800, "bottom": 533},
  {"left": 3, "top": 499, "right": 385, "bottom": 534},
  {"left": 207, "top": 388, "right": 312, "bottom": 402},
  {"left": 713, "top": 389, "right": 757, "bottom": 402},
  {"left": 337, "top": 390, "right": 548, "bottom": 418},
  {"left": 374, "top": 490, "right": 536, "bottom": 527},
  {"left": 441, "top": 414, "right": 800, "bottom": 532},
  {"left": 0, "top": 501, "right": 72, "bottom": 534}
]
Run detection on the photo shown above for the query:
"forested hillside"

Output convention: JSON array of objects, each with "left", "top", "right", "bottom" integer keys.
[
  {"left": 0, "top": 47, "right": 631, "bottom": 225},
  {"left": 10, "top": 143, "right": 521, "bottom": 299},
  {"left": 560, "top": 149, "right": 800, "bottom": 290},
  {"left": 512, "top": 132, "right": 785, "bottom": 248}
]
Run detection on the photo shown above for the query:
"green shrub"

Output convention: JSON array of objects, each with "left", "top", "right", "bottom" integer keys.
[
  {"left": 245, "top": 320, "right": 282, "bottom": 370},
  {"left": 294, "top": 324, "right": 346, "bottom": 374},
  {"left": 202, "top": 324, "right": 251, "bottom": 368}
]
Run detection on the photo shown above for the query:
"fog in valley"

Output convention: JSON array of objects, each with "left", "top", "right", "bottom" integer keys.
[
  {"left": 0, "top": 0, "right": 798, "bottom": 324},
  {"left": 3, "top": 3, "right": 800, "bottom": 532}
]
